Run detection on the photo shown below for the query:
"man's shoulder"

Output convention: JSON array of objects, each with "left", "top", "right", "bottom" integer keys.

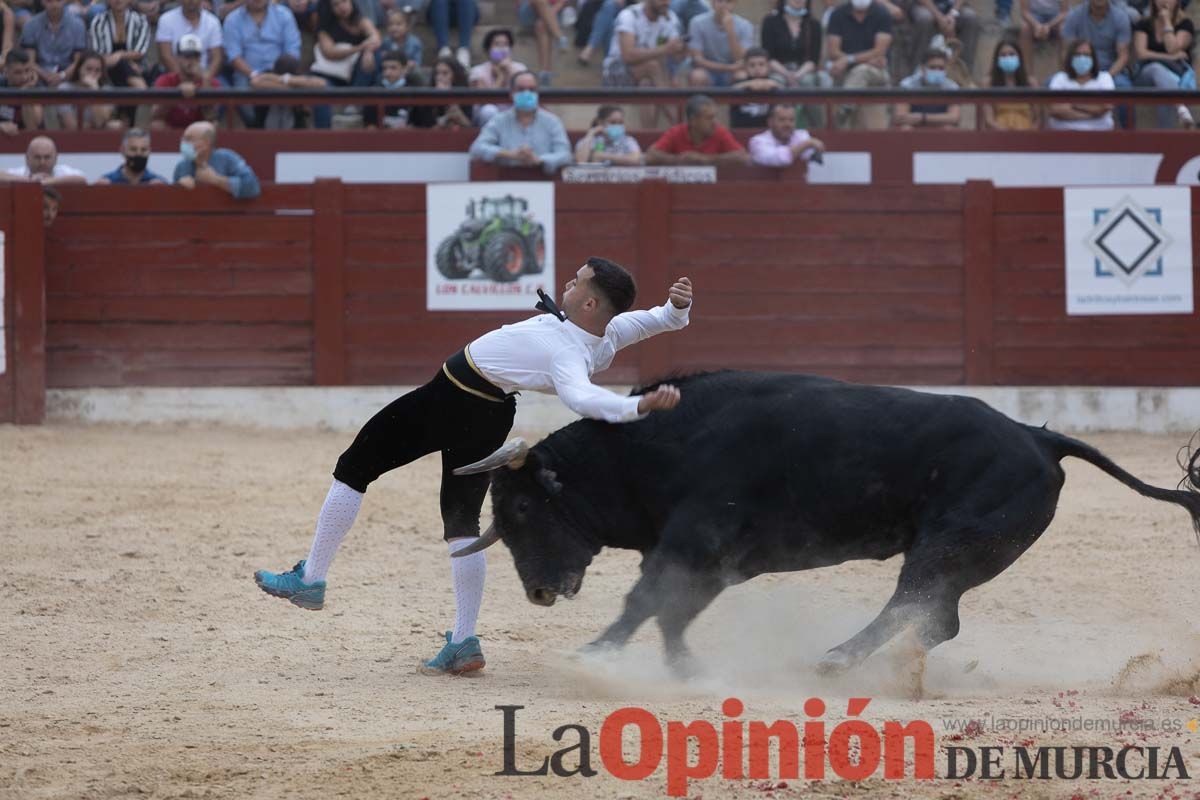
[
  {"left": 898, "top": 72, "right": 920, "bottom": 87},
  {"left": 155, "top": 71, "right": 181, "bottom": 87},
  {"left": 734, "top": 13, "right": 753, "bottom": 31},
  {"left": 748, "top": 128, "right": 774, "bottom": 144},
  {"left": 55, "top": 163, "right": 85, "bottom": 177},
  {"left": 536, "top": 108, "right": 565, "bottom": 127},
  {"left": 101, "top": 167, "right": 127, "bottom": 183}
]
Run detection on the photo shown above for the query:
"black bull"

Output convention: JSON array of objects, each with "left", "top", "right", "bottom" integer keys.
[{"left": 454, "top": 371, "right": 1200, "bottom": 673}]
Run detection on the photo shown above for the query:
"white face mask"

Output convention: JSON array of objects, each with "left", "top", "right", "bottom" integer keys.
[{"left": 851, "top": 0, "right": 871, "bottom": 9}]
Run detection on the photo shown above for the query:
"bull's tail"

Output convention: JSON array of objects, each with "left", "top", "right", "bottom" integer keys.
[{"left": 1032, "top": 426, "right": 1200, "bottom": 546}]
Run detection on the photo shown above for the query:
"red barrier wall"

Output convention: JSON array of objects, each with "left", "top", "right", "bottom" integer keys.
[
  {"left": 21, "top": 180, "right": 1199, "bottom": 425},
  {"left": 0, "top": 184, "right": 46, "bottom": 424}
]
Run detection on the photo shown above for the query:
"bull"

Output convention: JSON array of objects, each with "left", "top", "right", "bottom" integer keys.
[{"left": 453, "top": 371, "right": 1200, "bottom": 674}]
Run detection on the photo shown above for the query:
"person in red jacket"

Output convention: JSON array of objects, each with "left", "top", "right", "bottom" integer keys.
[
  {"left": 150, "top": 34, "right": 219, "bottom": 129},
  {"left": 645, "top": 93, "right": 751, "bottom": 165}
]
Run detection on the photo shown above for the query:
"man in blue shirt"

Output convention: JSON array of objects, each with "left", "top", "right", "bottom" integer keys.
[
  {"left": 468, "top": 71, "right": 572, "bottom": 175},
  {"left": 20, "top": 0, "right": 88, "bottom": 87},
  {"left": 173, "top": 120, "right": 261, "bottom": 198},
  {"left": 222, "top": 0, "right": 302, "bottom": 126},
  {"left": 97, "top": 129, "right": 168, "bottom": 185}
]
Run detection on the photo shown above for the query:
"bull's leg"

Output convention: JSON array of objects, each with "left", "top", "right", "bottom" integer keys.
[
  {"left": 586, "top": 571, "right": 660, "bottom": 651},
  {"left": 653, "top": 563, "right": 725, "bottom": 677}
]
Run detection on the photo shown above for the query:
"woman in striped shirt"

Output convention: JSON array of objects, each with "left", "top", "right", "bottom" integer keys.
[{"left": 88, "top": 0, "right": 151, "bottom": 88}]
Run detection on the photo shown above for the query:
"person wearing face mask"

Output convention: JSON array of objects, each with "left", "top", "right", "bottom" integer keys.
[
  {"left": 96, "top": 128, "right": 166, "bottom": 184},
  {"left": 574, "top": 104, "right": 644, "bottom": 164},
  {"left": 893, "top": 45, "right": 961, "bottom": 128},
  {"left": 468, "top": 27, "right": 527, "bottom": 124},
  {"left": 173, "top": 120, "right": 261, "bottom": 198},
  {"left": 363, "top": 46, "right": 434, "bottom": 128},
  {"left": 1047, "top": 39, "right": 1115, "bottom": 130},
  {"left": 825, "top": 0, "right": 894, "bottom": 129},
  {"left": 469, "top": 70, "right": 572, "bottom": 174},
  {"left": 760, "top": 0, "right": 829, "bottom": 95},
  {"left": 984, "top": 38, "right": 1039, "bottom": 130}
]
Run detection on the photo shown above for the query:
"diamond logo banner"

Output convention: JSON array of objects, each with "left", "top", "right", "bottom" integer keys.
[{"left": 1064, "top": 187, "right": 1193, "bottom": 315}]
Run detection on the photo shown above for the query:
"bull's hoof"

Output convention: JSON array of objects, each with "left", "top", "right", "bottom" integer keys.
[
  {"left": 815, "top": 650, "right": 855, "bottom": 676},
  {"left": 576, "top": 640, "right": 622, "bottom": 660},
  {"left": 666, "top": 650, "right": 702, "bottom": 681}
]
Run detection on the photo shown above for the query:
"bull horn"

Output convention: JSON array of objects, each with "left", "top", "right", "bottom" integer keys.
[
  {"left": 452, "top": 438, "right": 529, "bottom": 475},
  {"left": 451, "top": 524, "right": 501, "bottom": 557}
]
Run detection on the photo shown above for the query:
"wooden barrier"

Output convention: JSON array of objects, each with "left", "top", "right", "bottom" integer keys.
[{"left": 5, "top": 179, "right": 1194, "bottom": 425}]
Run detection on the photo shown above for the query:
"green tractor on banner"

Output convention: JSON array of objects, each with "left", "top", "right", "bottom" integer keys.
[{"left": 435, "top": 194, "right": 547, "bottom": 283}]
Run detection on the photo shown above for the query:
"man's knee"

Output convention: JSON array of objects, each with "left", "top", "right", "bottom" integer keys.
[{"left": 333, "top": 450, "right": 374, "bottom": 494}]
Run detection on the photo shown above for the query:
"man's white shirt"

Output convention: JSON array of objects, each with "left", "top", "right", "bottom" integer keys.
[
  {"left": 467, "top": 300, "right": 691, "bottom": 423},
  {"left": 6, "top": 164, "right": 85, "bottom": 179}
]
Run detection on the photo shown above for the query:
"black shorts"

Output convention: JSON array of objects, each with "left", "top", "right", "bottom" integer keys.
[{"left": 333, "top": 354, "right": 516, "bottom": 540}]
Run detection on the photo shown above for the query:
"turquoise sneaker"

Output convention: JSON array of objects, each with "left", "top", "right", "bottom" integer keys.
[
  {"left": 419, "top": 631, "right": 486, "bottom": 675},
  {"left": 254, "top": 560, "right": 326, "bottom": 611}
]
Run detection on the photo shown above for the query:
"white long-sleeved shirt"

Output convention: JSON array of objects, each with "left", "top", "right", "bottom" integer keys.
[
  {"left": 748, "top": 129, "right": 813, "bottom": 168},
  {"left": 467, "top": 300, "right": 691, "bottom": 423}
]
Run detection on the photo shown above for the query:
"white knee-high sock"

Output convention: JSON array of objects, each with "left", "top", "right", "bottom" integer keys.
[
  {"left": 302, "top": 479, "right": 364, "bottom": 583},
  {"left": 448, "top": 538, "right": 486, "bottom": 642}
]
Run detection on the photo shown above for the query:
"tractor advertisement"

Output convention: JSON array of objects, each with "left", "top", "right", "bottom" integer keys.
[{"left": 426, "top": 182, "right": 555, "bottom": 311}]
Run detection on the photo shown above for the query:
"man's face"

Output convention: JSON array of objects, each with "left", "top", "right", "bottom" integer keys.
[
  {"left": 184, "top": 128, "right": 210, "bottom": 159},
  {"left": 511, "top": 73, "right": 538, "bottom": 101},
  {"left": 123, "top": 135, "right": 151, "bottom": 160},
  {"left": 43, "top": 0, "right": 65, "bottom": 18},
  {"left": 43, "top": 196, "right": 59, "bottom": 228},
  {"left": 110, "top": 0, "right": 131, "bottom": 13},
  {"left": 768, "top": 105, "right": 794, "bottom": 140},
  {"left": 924, "top": 56, "right": 946, "bottom": 78},
  {"left": 246, "top": 0, "right": 269, "bottom": 13},
  {"left": 746, "top": 55, "right": 769, "bottom": 78},
  {"left": 381, "top": 58, "right": 404, "bottom": 83},
  {"left": 6, "top": 62, "right": 32, "bottom": 88},
  {"left": 713, "top": 0, "right": 734, "bottom": 14},
  {"left": 136, "top": 0, "right": 161, "bottom": 23},
  {"left": 648, "top": 0, "right": 671, "bottom": 16},
  {"left": 561, "top": 264, "right": 595, "bottom": 317},
  {"left": 387, "top": 15, "right": 408, "bottom": 39},
  {"left": 689, "top": 103, "right": 717, "bottom": 139},
  {"left": 178, "top": 52, "right": 202, "bottom": 78},
  {"left": 27, "top": 141, "right": 56, "bottom": 175},
  {"left": 1089, "top": 0, "right": 1108, "bottom": 13},
  {"left": 181, "top": 0, "right": 202, "bottom": 13}
]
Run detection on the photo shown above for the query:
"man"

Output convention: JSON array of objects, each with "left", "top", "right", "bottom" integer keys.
[
  {"left": 151, "top": 34, "right": 221, "bottom": 129},
  {"left": 0, "top": 136, "right": 87, "bottom": 184},
  {"left": 686, "top": 0, "right": 753, "bottom": 87},
  {"left": 0, "top": 50, "right": 45, "bottom": 134},
  {"left": 249, "top": 54, "right": 332, "bottom": 129},
  {"left": 43, "top": 186, "right": 61, "bottom": 227},
  {"left": 156, "top": 0, "right": 224, "bottom": 83},
  {"left": 222, "top": 0, "right": 302, "bottom": 127},
  {"left": 173, "top": 120, "right": 261, "bottom": 198},
  {"left": 909, "top": 0, "right": 978, "bottom": 79},
  {"left": 96, "top": 128, "right": 167, "bottom": 184},
  {"left": 468, "top": 71, "right": 572, "bottom": 175},
  {"left": 730, "top": 46, "right": 783, "bottom": 128},
  {"left": 254, "top": 258, "right": 694, "bottom": 675},
  {"left": 645, "top": 93, "right": 750, "bottom": 165},
  {"left": 602, "top": 0, "right": 686, "bottom": 102},
  {"left": 748, "top": 103, "right": 825, "bottom": 168},
  {"left": 892, "top": 45, "right": 960, "bottom": 128},
  {"left": 20, "top": 0, "right": 88, "bottom": 88},
  {"left": 825, "top": 0, "right": 893, "bottom": 129},
  {"left": 1062, "top": 0, "right": 1131, "bottom": 88}
]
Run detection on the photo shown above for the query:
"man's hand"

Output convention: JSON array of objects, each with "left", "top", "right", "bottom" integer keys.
[
  {"left": 194, "top": 164, "right": 220, "bottom": 185},
  {"left": 0, "top": 121, "right": 17, "bottom": 136},
  {"left": 669, "top": 276, "right": 692, "bottom": 308},
  {"left": 177, "top": 175, "right": 197, "bottom": 189},
  {"left": 637, "top": 384, "right": 681, "bottom": 414}
]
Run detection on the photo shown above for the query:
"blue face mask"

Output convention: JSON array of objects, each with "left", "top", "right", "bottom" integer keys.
[
  {"left": 924, "top": 68, "right": 945, "bottom": 85},
  {"left": 997, "top": 54, "right": 1020, "bottom": 74},
  {"left": 382, "top": 76, "right": 407, "bottom": 88},
  {"left": 1072, "top": 54, "right": 1094, "bottom": 76},
  {"left": 605, "top": 123, "right": 625, "bottom": 141},
  {"left": 513, "top": 89, "right": 538, "bottom": 111},
  {"left": 180, "top": 140, "right": 196, "bottom": 161},
  {"left": 783, "top": 4, "right": 807, "bottom": 15}
]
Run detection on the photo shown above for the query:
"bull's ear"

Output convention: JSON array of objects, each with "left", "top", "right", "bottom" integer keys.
[{"left": 536, "top": 468, "right": 562, "bottom": 495}]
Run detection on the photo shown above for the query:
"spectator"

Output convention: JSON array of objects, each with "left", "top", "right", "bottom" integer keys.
[
  {"left": 427, "top": 52, "right": 473, "bottom": 127},
  {"left": 1047, "top": 38, "right": 1115, "bottom": 129},
  {"left": 382, "top": 7, "right": 422, "bottom": 64},
  {"left": 43, "top": 185, "right": 60, "bottom": 227},
  {"left": 0, "top": 49, "right": 44, "bottom": 132},
  {"left": 0, "top": 136, "right": 87, "bottom": 183},
  {"left": 518, "top": 0, "right": 571, "bottom": 85},
  {"left": 761, "top": 0, "right": 827, "bottom": 90},
  {"left": 174, "top": 120, "right": 261, "bottom": 198},
  {"left": 311, "top": 0, "right": 381, "bottom": 86},
  {"left": 20, "top": 0, "right": 87, "bottom": 87},
  {"left": 574, "top": 103, "right": 643, "bottom": 163},
  {"left": 156, "top": 0, "right": 224, "bottom": 83},
  {"left": 983, "top": 38, "right": 1039, "bottom": 129},
  {"left": 893, "top": 44, "right": 960, "bottom": 127},
  {"left": 58, "top": 48, "right": 119, "bottom": 129},
  {"left": 223, "top": 0, "right": 302, "bottom": 127},
  {"left": 645, "top": 92, "right": 750, "bottom": 165},
  {"left": 671, "top": 0, "right": 708, "bottom": 29},
  {"left": 426, "top": 0, "right": 478, "bottom": 69},
  {"left": 908, "top": 0, "right": 978, "bottom": 81},
  {"left": 825, "top": 0, "right": 893, "bottom": 129},
  {"left": 1132, "top": 0, "right": 1195, "bottom": 128},
  {"left": 686, "top": 0, "right": 753, "bottom": 86},
  {"left": 731, "top": 46, "right": 785, "bottom": 128},
  {"left": 287, "top": 0, "right": 319, "bottom": 32},
  {"left": 578, "top": 0, "right": 624, "bottom": 65},
  {"left": 748, "top": 102, "right": 824, "bottom": 167},
  {"left": 152, "top": 34, "right": 221, "bottom": 129},
  {"left": 249, "top": 54, "right": 332, "bottom": 128},
  {"left": 362, "top": 46, "right": 428, "bottom": 128},
  {"left": 1019, "top": 0, "right": 1066, "bottom": 65},
  {"left": 11, "top": 0, "right": 33, "bottom": 32},
  {"left": 469, "top": 28, "right": 526, "bottom": 124},
  {"left": 468, "top": 70, "right": 571, "bottom": 174},
  {"left": 87, "top": 0, "right": 151, "bottom": 88},
  {"left": 135, "top": 0, "right": 162, "bottom": 27},
  {"left": 96, "top": 127, "right": 166, "bottom": 183},
  {"left": 1062, "top": 0, "right": 1131, "bottom": 88},
  {"left": 602, "top": 0, "right": 686, "bottom": 124}
]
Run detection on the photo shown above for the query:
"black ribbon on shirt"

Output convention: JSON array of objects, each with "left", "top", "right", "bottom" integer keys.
[{"left": 535, "top": 289, "right": 566, "bottom": 321}]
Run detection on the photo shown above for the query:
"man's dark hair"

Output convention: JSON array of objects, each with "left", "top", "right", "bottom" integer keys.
[
  {"left": 586, "top": 256, "right": 636, "bottom": 313},
  {"left": 43, "top": 185, "right": 62, "bottom": 203},
  {"left": 482, "top": 28, "right": 515, "bottom": 51},
  {"left": 379, "top": 46, "right": 408, "bottom": 65},
  {"left": 685, "top": 94, "right": 715, "bottom": 120},
  {"left": 5, "top": 50, "right": 30, "bottom": 66},
  {"left": 509, "top": 69, "right": 537, "bottom": 90},
  {"left": 273, "top": 54, "right": 303, "bottom": 75},
  {"left": 743, "top": 46, "right": 770, "bottom": 61}
]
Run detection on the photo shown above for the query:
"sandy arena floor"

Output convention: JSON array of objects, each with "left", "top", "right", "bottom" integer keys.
[{"left": 4, "top": 423, "right": 1200, "bottom": 800}]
